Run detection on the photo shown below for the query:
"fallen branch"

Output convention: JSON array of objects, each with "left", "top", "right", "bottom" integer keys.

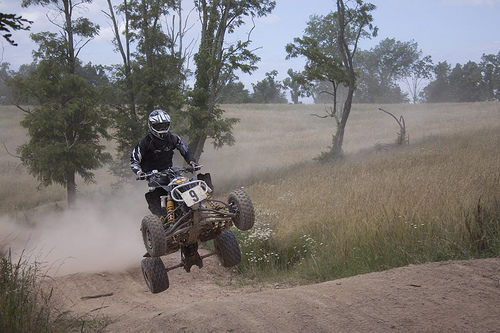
[
  {"left": 310, "top": 113, "right": 330, "bottom": 118},
  {"left": 378, "top": 108, "right": 408, "bottom": 145},
  {"left": 81, "top": 293, "right": 114, "bottom": 300},
  {"left": 90, "top": 306, "right": 110, "bottom": 312}
]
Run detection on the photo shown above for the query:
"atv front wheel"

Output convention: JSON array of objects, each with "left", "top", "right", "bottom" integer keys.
[
  {"left": 214, "top": 230, "right": 241, "bottom": 267},
  {"left": 228, "top": 189, "right": 255, "bottom": 231},
  {"left": 141, "top": 257, "right": 169, "bottom": 294},
  {"left": 141, "top": 215, "right": 167, "bottom": 257}
]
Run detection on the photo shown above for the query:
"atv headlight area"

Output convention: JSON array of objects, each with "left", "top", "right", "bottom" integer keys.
[
  {"left": 171, "top": 180, "right": 210, "bottom": 207},
  {"left": 169, "top": 177, "right": 188, "bottom": 185}
]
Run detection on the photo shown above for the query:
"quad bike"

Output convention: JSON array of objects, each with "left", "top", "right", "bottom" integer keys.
[{"left": 137, "top": 166, "right": 255, "bottom": 294}]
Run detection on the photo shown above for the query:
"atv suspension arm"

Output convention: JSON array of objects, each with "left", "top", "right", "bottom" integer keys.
[{"left": 165, "top": 251, "right": 216, "bottom": 272}]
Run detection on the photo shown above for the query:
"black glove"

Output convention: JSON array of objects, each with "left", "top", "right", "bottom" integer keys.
[{"left": 190, "top": 162, "right": 201, "bottom": 171}]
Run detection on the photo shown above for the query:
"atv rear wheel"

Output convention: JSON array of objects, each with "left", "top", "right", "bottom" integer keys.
[
  {"left": 228, "top": 189, "right": 255, "bottom": 231},
  {"left": 141, "top": 215, "right": 167, "bottom": 257},
  {"left": 141, "top": 257, "right": 169, "bottom": 294},
  {"left": 214, "top": 230, "right": 241, "bottom": 267}
]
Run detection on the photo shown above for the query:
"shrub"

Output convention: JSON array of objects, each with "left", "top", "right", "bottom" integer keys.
[{"left": 0, "top": 249, "right": 54, "bottom": 333}]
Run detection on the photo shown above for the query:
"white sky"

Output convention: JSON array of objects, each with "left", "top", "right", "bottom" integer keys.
[{"left": 1, "top": 0, "right": 500, "bottom": 92}]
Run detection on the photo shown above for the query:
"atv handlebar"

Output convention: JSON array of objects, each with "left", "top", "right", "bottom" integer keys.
[{"left": 136, "top": 165, "right": 203, "bottom": 180}]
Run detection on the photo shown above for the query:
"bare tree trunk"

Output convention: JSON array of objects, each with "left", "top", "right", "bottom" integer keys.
[
  {"left": 333, "top": 89, "right": 353, "bottom": 156},
  {"left": 193, "top": 133, "right": 207, "bottom": 162},
  {"left": 63, "top": 0, "right": 76, "bottom": 73},
  {"left": 332, "top": 0, "right": 354, "bottom": 159},
  {"left": 333, "top": 0, "right": 374, "bottom": 159},
  {"left": 66, "top": 169, "right": 76, "bottom": 207},
  {"left": 105, "top": 0, "right": 137, "bottom": 120}
]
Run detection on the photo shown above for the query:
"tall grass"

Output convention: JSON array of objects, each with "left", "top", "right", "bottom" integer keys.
[
  {"left": 235, "top": 123, "right": 500, "bottom": 282},
  {"left": 0, "top": 249, "right": 55, "bottom": 332}
]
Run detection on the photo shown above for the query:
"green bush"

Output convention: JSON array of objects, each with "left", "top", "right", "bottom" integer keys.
[{"left": 0, "top": 249, "right": 54, "bottom": 333}]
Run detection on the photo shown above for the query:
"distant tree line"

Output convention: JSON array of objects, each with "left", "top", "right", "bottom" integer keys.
[
  {"left": 215, "top": 45, "right": 500, "bottom": 105},
  {"left": 423, "top": 55, "right": 500, "bottom": 103},
  {"left": 2, "top": 12, "right": 499, "bottom": 107}
]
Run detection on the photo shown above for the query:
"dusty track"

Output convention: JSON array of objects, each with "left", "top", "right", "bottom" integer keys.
[{"left": 52, "top": 253, "right": 500, "bottom": 333}]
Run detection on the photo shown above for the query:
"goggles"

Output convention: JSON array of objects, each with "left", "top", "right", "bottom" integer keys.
[{"left": 152, "top": 122, "right": 170, "bottom": 131}]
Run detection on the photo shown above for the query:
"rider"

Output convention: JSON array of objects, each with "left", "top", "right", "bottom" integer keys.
[{"left": 130, "top": 109, "right": 199, "bottom": 214}]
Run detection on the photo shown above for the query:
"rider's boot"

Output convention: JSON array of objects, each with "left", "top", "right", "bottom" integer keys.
[{"left": 181, "top": 243, "right": 203, "bottom": 272}]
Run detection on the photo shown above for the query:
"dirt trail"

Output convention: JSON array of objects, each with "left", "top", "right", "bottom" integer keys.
[{"left": 51, "top": 253, "right": 500, "bottom": 333}]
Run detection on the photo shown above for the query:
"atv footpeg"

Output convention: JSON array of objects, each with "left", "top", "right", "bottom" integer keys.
[{"left": 181, "top": 244, "right": 203, "bottom": 272}]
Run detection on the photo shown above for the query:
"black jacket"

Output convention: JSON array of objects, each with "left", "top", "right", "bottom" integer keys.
[{"left": 130, "top": 131, "right": 195, "bottom": 174}]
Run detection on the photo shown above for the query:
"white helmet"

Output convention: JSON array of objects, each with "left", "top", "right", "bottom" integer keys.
[{"left": 148, "top": 109, "right": 171, "bottom": 140}]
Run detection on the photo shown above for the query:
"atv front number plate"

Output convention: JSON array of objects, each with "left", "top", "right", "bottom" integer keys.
[{"left": 181, "top": 185, "right": 207, "bottom": 207}]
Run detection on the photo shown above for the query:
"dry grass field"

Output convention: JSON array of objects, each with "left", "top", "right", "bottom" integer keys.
[
  {"left": 201, "top": 102, "right": 500, "bottom": 279},
  {"left": 2, "top": 102, "right": 498, "bottom": 212},
  {"left": 1, "top": 102, "right": 499, "bottom": 279},
  {"left": 201, "top": 102, "right": 500, "bottom": 189}
]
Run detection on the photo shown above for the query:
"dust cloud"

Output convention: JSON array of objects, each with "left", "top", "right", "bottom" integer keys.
[{"left": 1, "top": 185, "right": 150, "bottom": 276}]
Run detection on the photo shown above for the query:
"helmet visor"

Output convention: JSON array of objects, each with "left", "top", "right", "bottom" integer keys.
[{"left": 152, "top": 122, "right": 170, "bottom": 131}]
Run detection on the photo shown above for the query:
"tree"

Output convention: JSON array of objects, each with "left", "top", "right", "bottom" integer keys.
[
  {"left": 1, "top": 63, "right": 37, "bottom": 104},
  {"left": 188, "top": 0, "right": 275, "bottom": 161},
  {"left": 422, "top": 57, "right": 499, "bottom": 103},
  {"left": 219, "top": 79, "right": 251, "bottom": 104},
  {"left": 104, "top": 0, "right": 189, "bottom": 177},
  {"left": 331, "top": 0, "right": 377, "bottom": 159},
  {"left": 251, "top": 70, "right": 288, "bottom": 103},
  {"left": 286, "top": 12, "right": 349, "bottom": 113},
  {"left": 481, "top": 51, "right": 500, "bottom": 101},
  {"left": 402, "top": 55, "right": 433, "bottom": 104},
  {"left": 0, "top": 63, "right": 13, "bottom": 104},
  {"left": 286, "top": 2, "right": 376, "bottom": 159},
  {"left": 126, "top": 0, "right": 185, "bottom": 113},
  {"left": 422, "top": 61, "right": 451, "bottom": 103},
  {"left": 10, "top": 0, "right": 110, "bottom": 206},
  {"left": 13, "top": 66, "right": 111, "bottom": 206},
  {"left": 0, "top": 12, "right": 32, "bottom": 46},
  {"left": 356, "top": 38, "right": 422, "bottom": 103},
  {"left": 282, "top": 68, "right": 311, "bottom": 104},
  {"left": 448, "top": 61, "right": 484, "bottom": 102}
]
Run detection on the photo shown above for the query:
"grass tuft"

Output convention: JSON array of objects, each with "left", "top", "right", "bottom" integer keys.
[
  {"left": 0, "top": 248, "right": 55, "bottom": 333},
  {"left": 465, "top": 198, "right": 500, "bottom": 254}
]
